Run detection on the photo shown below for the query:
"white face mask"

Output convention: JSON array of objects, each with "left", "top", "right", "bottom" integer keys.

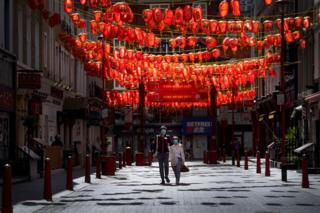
[{"left": 160, "top": 129, "right": 166, "bottom": 135}]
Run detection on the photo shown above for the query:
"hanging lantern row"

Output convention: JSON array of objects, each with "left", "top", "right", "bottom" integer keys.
[
  {"left": 105, "top": 90, "right": 139, "bottom": 107},
  {"left": 168, "top": 33, "right": 306, "bottom": 51},
  {"left": 66, "top": 1, "right": 133, "bottom": 26},
  {"left": 216, "top": 89, "right": 256, "bottom": 106},
  {"left": 27, "top": 0, "right": 61, "bottom": 27},
  {"left": 147, "top": 102, "right": 210, "bottom": 109},
  {"left": 143, "top": 4, "right": 313, "bottom": 36}
]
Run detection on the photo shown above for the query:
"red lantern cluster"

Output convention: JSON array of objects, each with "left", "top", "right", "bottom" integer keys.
[{"left": 106, "top": 91, "right": 139, "bottom": 106}]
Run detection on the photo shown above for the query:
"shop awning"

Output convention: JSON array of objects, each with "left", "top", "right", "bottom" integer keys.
[
  {"left": 305, "top": 91, "right": 320, "bottom": 103},
  {"left": 19, "top": 146, "right": 40, "bottom": 160},
  {"left": 294, "top": 143, "right": 313, "bottom": 154}
]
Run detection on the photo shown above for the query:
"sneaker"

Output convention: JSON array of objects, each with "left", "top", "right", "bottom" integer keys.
[{"left": 165, "top": 177, "right": 170, "bottom": 183}]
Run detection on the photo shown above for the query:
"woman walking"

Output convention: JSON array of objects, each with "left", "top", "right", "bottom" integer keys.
[{"left": 170, "top": 136, "right": 185, "bottom": 185}]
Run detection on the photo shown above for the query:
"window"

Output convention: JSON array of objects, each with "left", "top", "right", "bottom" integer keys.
[
  {"left": 149, "top": 4, "right": 169, "bottom": 9},
  {"left": 42, "top": 33, "right": 48, "bottom": 69},
  {"left": 192, "top": 2, "right": 207, "bottom": 19},
  {"left": 4, "top": 0, "right": 10, "bottom": 50},
  {"left": 55, "top": 43, "right": 60, "bottom": 81}
]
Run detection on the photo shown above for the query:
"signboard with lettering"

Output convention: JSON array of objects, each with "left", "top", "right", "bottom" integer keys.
[
  {"left": 147, "top": 82, "right": 208, "bottom": 103},
  {"left": 181, "top": 118, "right": 213, "bottom": 136},
  {"left": 18, "top": 73, "right": 41, "bottom": 89}
]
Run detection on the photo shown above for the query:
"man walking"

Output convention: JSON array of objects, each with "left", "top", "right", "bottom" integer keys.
[{"left": 156, "top": 126, "right": 172, "bottom": 185}]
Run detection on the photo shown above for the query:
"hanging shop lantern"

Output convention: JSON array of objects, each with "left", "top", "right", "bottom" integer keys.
[
  {"left": 153, "top": 7, "right": 163, "bottom": 23},
  {"left": 100, "top": 0, "right": 111, "bottom": 7},
  {"left": 158, "top": 21, "right": 165, "bottom": 32},
  {"left": 303, "top": 16, "right": 311, "bottom": 29},
  {"left": 187, "top": 36, "right": 197, "bottom": 47},
  {"left": 176, "top": 36, "right": 186, "bottom": 49},
  {"left": 169, "top": 38, "right": 177, "bottom": 49},
  {"left": 174, "top": 7, "right": 184, "bottom": 26},
  {"left": 89, "top": 0, "right": 99, "bottom": 8},
  {"left": 252, "top": 20, "right": 260, "bottom": 33},
  {"left": 164, "top": 9, "right": 174, "bottom": 26},
  {"left": 294, "top": 16, "right": 303, "bottom": 29},
  {"left": 299, "top": 39, "right": 306, "bottom": 49},
  {"left": 190, "top": 20, "right": 200, "bottom": 34},
  {"left": 77, "top": 19, "right": 86, "bottom": 28},
  {"left": 192, "top": 6, "right": 203, "bottom": 22},
  {"left": 201, "top": 19, "right": 210, "bottom": 35},
  {"left": 205, "top": 36, "right": 217, "bottom": 49},
  {"left": 218, "top": 20, "right": 227, "bottom": 33},
  {"left": 143, "top": 9, "right": 154, "bottom": 24},
  {"left": 79, "top": 0, "right": 86, "bottom": 5},
  {"left": 183, "top": 5, "right": 193, "bottom": 22},
  {"left": 70, "top": 13, "right": 80, "bottom": 24},
  {"left": 209, "top": 19, "right": 218, "bottom": 33},
  {"left": 93, "top": 10, "right": 102, "bottom": 22},
  {"left": 231, "top": 0, "right": 241, "bottom": 17},
  {"left": 64, "top": 0, "right": 73, "bottom": 14},
  {"left": 264, "top": 0, "right": 272, "bottom": 5},
  {"left": 263, "top": 20, "right": 273, "bottom": 32},
  {"left": 90, "top": 20, "right": 98, "bottom": 35},
  {"left": 244, "top": 20, "right": 253, "bottom": 32},
  {"left": 219, "top": 0, "right": 229, "bottom": 18},
  {"left": 79, "top": 33, "right": 87, "bottom": 43}
]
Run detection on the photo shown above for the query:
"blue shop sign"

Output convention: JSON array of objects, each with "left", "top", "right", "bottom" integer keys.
[{"left": 181, "top": 118, "right": 213, "bottom": 135}]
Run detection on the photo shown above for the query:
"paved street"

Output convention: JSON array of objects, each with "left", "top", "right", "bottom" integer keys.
[{"left": 13, "top": 160, "right": 320, "bottom": 213}]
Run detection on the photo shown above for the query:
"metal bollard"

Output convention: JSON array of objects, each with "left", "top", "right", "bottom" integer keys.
[
  {"left": 85, "top": 154, "right": 91, "bottom": 183},
  {"left": 66, "top": 156, "right": 73, "bottom": 190},
  {"left": 119, "top": 153, "right": 122, "bottom": 169},
  {"left": 302, "top": 154, "right": 309, "bottom": 188},
  {"left": 244, "top": 150, "right": 248, "bottom": 170},
  {"left": 96, "top": 156, "right": 101, "bottom": 179},
  {"left": 265, "top": 151, "right": 270, "bottom": 177},
  {"left": 43, "top": 158, "right": 52, "bottom": 201},
  {"left": 256, "top": 151, "right": 261, "bottom": 174},
  {"left": 1, "top": 164, "right": 12, "bottom": 213},
  {"left": 236, "top": 150, "right": 240, "bottom": 167}
]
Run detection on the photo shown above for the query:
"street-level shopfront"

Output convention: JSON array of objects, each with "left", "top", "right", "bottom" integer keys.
[{"left": 181, "top": 118, "right": 212, "bottom": 159}]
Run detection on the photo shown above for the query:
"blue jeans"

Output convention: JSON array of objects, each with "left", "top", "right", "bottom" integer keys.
[{"left": 172, "top": 158, "right": 182, "bottom": 184}]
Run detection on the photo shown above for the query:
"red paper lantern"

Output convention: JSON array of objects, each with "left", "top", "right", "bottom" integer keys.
[
  {"left": 79, "top": 0, "right": 86, "bottom": 5},
  {"left": 70, "top": 13, "right": 80, "bottom": 24},
  {"left": 299, "top": 39, "right": 306, "bottom": 49},
  {"left": 205, "top": 36, "right": 217, "bottom": 49},
  {"left": 187, "top": 36, "right": 197, "bottom": 47},
  {"left": 192, "top": 6, "right": 203, "bottom": 22},
  {"left": 93, "top": 10, "right": 102, "bottom": 22},
  {"left": 164, "top": 9, "right": 174, "bottom": 26},
  {"left": 218, "top": 20, "right": 227, "bottom": 33},
  {"left": 264, "top": 0, "right": 272, "bottom": 5},
  {"left": 89, "top": 0, "right": 99, "bottom": 8},
  {"left": 303, "top": 16, "right": 311, "bottom": 29},
  {"left": 231, "top": 0, "right": 241, "bottom": 17},
  {"left": 48, "top": 13, "right": 61, "bottom": 27},
  {"left": 90, "top": 20, "right": 98, "bottom": 35},
  {"left": 263, "top": 20, "right": 273, "bottom": 32},
  {"left": 200, "top": 19, "right": 210, "bottom": 35},
  {"left": 294, "top": 16, "right": 303, "bottom": 29},
  {"left": 169, "top": 38, "right": 177, "bottom": 49},
  {"left": 174, "top": 7, "right": 184, "bottom": 26},
  {"left": 219, "top": 0, "right": 229, "bottom": 18},
  {"left": 64, "top": 0, "right": 73, "bottom": 14},
  {"left": 190, "top": 20, "right": 200, "bottom": 34},
  {"left": 153, "top": 7, "right": 163, "bottom": 23},
  {"left": 252, "top": 20, "right": 260, "bottom": 33},
  {"left": 209, "top": 20, "right": 218, "bottom": 33},
  {"left": 79, "top": 33, "right": 87, "bottom": 43},
  {"left": 244, "top": 20, "right": 253, "bottom": 32},
  {"left": 77, "top": 19, "right": 86, "bottom": 28},
  {"left": 183, "top": 5, "right": 193, "bottom": 22}
]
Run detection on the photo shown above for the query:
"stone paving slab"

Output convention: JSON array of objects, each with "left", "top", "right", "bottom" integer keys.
[{"left": 14, "top": 160, "right": 320, "bottom": 213}]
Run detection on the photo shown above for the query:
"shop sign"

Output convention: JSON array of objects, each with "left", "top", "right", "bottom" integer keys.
[
  {"left": 182, "top": 118, "right": 213, "bottom": 136},
  {"left": 0, "top": 85, "right": 14, "bottom": 112},
  {"left": 18, "top": 73, "right": 41, "bottom": 89}
]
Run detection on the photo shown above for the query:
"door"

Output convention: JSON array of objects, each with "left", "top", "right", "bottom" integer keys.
[{"left": 193, "top": 135, "right": 207, "bottom": 159}]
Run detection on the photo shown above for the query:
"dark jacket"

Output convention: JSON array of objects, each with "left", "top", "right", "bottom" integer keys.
[{"left": 156, "top": 135, "right": 172, "bottom": 153}]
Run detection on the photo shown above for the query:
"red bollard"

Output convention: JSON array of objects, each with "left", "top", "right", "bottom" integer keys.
[
  {"left": 223, "top": 149, "right": 226, "bottom": 162},
  {"left": 85, "top": 154, "right": 91, "bottom": 183},
  {"left": 148, "top": 151, "right": 153, "bottom": 165},
  {"left": 265, "top": 151, "right": 270, "bottom": 177},
  {"left": 244, "top": 150, "right": 248, "bottom": 170},
  {"left": 302, "top": 154, "right": 309, "bottom": 188},
  {"left": 122, "top": 152, "right": 126, "bottom": 167},
  {"left": 66, "top": 156, "right": 73, "bottom": 190},
  {"left": 236, "top": 150, "right": 240, "bottom": 167},
  {"left": 43, "top": 158, "right": 52, "bottom": 201},
  {"left": 256, "top": 151, "right": 261, "bottom": 174},
  {"left": 96, "top": 156, "right": 101, "bottom": 179},
  {"left": 119, "top": 153, "right": 122, "bottom": 169},
  {"left": 1, "top": 164, "right": 12, "bottom": 213}
]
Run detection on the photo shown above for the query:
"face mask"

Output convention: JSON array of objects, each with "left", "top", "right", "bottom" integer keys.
[
  {"left": 173, "top": 140, "right": 178, "bottom": 145},
  {"left": 160, "top": 129, "right": 166, "bottom": 135}
]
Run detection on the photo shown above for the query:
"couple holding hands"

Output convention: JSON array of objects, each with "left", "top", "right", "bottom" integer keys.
[{"left": 153, "top": 125, "right": 185, "bottom": 185}]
